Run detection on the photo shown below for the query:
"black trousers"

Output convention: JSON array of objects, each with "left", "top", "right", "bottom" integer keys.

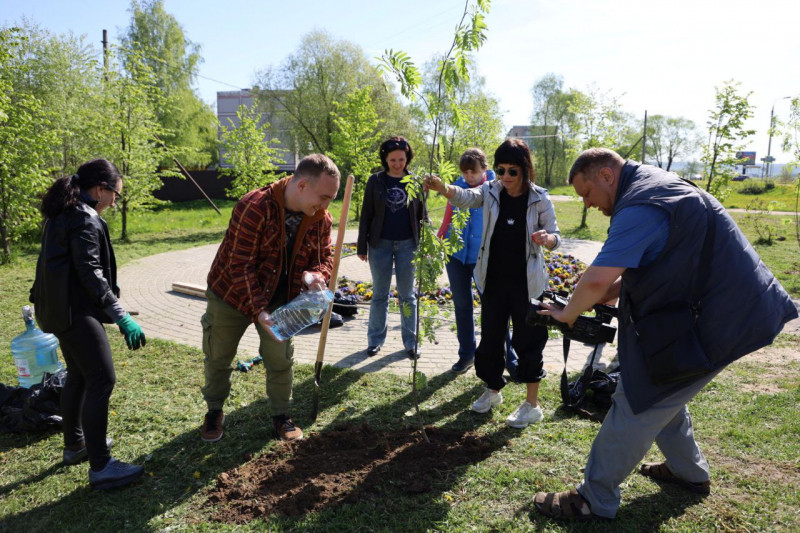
[
  {"left": 475, "top": 279, "right": 547, "bottom": 391},
  {"left": 57, "top": 313, "right": 115, "bottom": 470}
]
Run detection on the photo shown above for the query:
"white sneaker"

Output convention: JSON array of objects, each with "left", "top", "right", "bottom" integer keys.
[
  {"left": 472, "top": 389, "right": 503, "bottom": 413},
  {"left": 506, "top": 401, "right": 543, "bottom": 428}
]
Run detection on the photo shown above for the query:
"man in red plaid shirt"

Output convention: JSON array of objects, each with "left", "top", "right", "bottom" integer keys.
[{"left": 199, "top": 154, "right": 340, "bottom": 442}]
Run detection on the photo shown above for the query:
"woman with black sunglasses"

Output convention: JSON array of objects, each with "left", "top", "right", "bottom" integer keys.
[
  {"left": 426, "top": 139, "right": 561, "bottom": 428},
  {"left": 31, "top": 159, "right": 146, "bottom": 490},
  {"left": 357, "top": 136, "right": 424, "bottom": 359}
]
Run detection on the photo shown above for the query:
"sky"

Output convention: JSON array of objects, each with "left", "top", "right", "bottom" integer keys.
[{"left": 3, "top": 0, "right": 799, "bottom": 166}]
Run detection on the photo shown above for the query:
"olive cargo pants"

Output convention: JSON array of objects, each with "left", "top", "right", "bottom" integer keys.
[{"left": 201, "top": 290, "right": 294, "bottom": 415}]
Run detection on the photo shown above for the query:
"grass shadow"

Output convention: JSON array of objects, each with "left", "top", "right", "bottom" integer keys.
[
  {"left": 0, "top": 398, "right": 275, "bottom": 531},
  {"left": 0, "top": 426, "right": 61, "bottom": 453}
]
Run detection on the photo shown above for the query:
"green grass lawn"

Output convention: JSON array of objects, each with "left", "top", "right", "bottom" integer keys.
[
  {"left": 724, "top": 181, "right": 797, "bottom": 211},
  {"left": 1, "top": 195, "right": 798, "bottom": 531}
]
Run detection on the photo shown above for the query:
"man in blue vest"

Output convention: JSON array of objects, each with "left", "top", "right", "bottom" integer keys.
[{"left": 533, "top": 148, "right": 798, "bottom": 521}]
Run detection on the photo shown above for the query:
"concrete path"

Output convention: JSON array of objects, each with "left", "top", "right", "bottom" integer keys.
[{"left": 117, "top": 230, "right": 615, "bottom": 380}]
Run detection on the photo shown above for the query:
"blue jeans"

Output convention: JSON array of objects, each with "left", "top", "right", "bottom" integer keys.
[
  {"left": 446, "top": 257, "right": 478, "bottom": 359},
  {"left": 367, "top": 238, "right": 417, "bottom": 350},
  {"left": 446, "top": 256, "right": 518, "bottom": 375}
]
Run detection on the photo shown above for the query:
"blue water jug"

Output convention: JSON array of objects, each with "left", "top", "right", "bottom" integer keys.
[
  {"left": 10, "top": 305, "right": 63, "bottom": 388},
  {"left": 269, "top": 288, "right": 334, "bottom": 341}
]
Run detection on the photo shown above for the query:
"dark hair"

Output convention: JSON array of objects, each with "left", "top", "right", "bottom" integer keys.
[
  {"left": 568, "top": 148, "right": 625, "bottom": 184},
  {"left": 494, "top": 139, "right": 535, "bottom": 184},
  {"left": 379, "top": 136, "right": 413, "bottom": 172},
  {"left": 40, "top": 159, "right": 122, "bottom": 219},
  {"left": 294, "top": 153, "right": 341, "bottom": 182},
  {"left": 459, "top": 148, "right": 488, "bottom": 172}
]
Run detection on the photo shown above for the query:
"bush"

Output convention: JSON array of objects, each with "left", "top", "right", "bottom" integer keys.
[{"left": 740, "top": 181, "right": 766, "bottom": 194}]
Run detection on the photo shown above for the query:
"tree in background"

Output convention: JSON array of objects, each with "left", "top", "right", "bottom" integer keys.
[
  {"left": 329, "top": 87, "right": 382, "bottom": 221},
  {"left": 121, "top": 0, "right": 217, "bottom": 168},
  {"left": 11, "top": 22, "right": 107, "bottom": 176},
  {"left": 102, "top": 48, "right": 167, "bottom": 240},
  {"left": 0, "top": 27, "right": 57, "bottom": 262},
  {"left": 646, "top": 115, "right": 700, "bottom": 171},
  {"left": 702, "top": 81, "right": 754, "bottom": 199},
  {"left": 412, "top": 59, "right": 503, "bottom": 166},
  {"left": 565, "top": 84, "right": 628, "bottom": 227},
  {"left": 254, "top": 30, "right": 418, "bottom": 157},
  {"left": 680, "top": 159, "right": 703, "bottom": 180},
  {"left": 218, "top": 104, "right": 284, "bottom": 199},
  {"left": 530, "top": 74, "right": 577, "bottom": 186},
  {"left": 781, "top": 96, "right": 800, "bottom": 250}
]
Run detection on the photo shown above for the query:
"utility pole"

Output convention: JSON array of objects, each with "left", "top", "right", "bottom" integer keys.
[
  {"left": 102, "top": 29, "right": 109, "bottom": 82},
  {"left": 641, "top": 110, "right": 648, "bottom": 163}
]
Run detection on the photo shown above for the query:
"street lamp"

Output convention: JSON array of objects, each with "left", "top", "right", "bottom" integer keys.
[{"left": 764, "top": 96, "right": 791, "bottom": 178}]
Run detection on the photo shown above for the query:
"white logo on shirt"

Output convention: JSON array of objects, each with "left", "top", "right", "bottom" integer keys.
[
  {"left": 507, "top": 218, "right": 515, "bottom": 225},
  {"left": 386, "top": 187, "right": 408, "bottom": 213}
]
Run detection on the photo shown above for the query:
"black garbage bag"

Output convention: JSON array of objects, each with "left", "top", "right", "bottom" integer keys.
[
  {"left": 314, "top": 311, "right": 344, "bottom": 329},
  {"left": 0, "top": 369, "right": 66, "bottom": 434},
  {"left": 332, "top": 291, "right": 359, "bottom": 316}
]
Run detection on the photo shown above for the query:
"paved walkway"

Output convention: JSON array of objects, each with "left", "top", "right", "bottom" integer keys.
[{"left": 117, "top": 231, "right": 615, "bottom": 379}]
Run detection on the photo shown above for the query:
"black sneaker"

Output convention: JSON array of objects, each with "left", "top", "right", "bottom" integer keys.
[
  {"left": 63, "top": 437, "right": 114, "bottom": 466},
  {"left": 89, "top": 458, "right": 144, "bottom": 490},
  {"left": 406, "top": 348, "right": 421, "bottom": 360},
  {"left": 451, "top": 358, "right": 474, "bottom": 374},
  {"left": 366, "top": 346, "right": 381, "bottom": 357}
]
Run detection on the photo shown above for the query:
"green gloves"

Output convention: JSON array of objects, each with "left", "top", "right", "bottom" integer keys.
[{"left": 116, "top": 313, "right": 147, "bottom": 350}]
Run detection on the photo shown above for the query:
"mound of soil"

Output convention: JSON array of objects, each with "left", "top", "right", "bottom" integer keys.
[{"left": 207, "top": 423, "right": 504, "bottom": 523}]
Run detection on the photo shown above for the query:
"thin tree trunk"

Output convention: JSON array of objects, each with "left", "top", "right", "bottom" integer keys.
[{"left": 0, "top": 217, "right": 10, "bottom": 263}]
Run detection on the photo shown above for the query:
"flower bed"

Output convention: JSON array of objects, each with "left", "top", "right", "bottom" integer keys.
[{"left": 336, "top": 250, "right": 585, "bottom": 305}]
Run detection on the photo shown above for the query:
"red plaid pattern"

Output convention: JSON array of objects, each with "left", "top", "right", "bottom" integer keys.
[{"left": 207, "top": 177, "right": 333, "bottom": 321}]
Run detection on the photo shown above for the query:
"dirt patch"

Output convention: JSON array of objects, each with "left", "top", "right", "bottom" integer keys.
[
  {"left": 732, "top": 345, "right": 799, "bottom": 394},
  {"left": 206, "top": 424, "right": 505, "bottom": 523}
]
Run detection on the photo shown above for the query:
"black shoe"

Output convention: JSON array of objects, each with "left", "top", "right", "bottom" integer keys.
[
  {"left": 89, "top": 458, "right": 144, "bottom": 490},
  {"left": 406, "top": 348, "right": 421, "bottom": 360},
  {"left": 451, "top": 358, "right": 474, "bottom": 374},
  {"left": 63, "top": 437, "right": 114, "bottom": 465},
  {"left": 367, "top": 346, "right": 381, "bottom": 357}
]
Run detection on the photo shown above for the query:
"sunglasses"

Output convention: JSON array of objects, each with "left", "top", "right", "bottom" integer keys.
[
  {"left": 495, "top": 167, "right": 520, "bottom": 178},
  {"left": 104, "top": 185, "right": 123, "bottom": 202},
  {"left": 383, "top": 140, "right": 408, "bottom": 152}
]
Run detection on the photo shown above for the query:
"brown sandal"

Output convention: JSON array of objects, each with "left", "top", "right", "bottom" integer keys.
[
  {"left": 640, "top": 462, "right": 711, "bottom": 495},
  {"left": 533, "top": 488, "right": 608, "bottom": 521}
]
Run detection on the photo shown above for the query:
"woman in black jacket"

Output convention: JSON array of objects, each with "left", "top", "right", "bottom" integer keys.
[
  {"left": 356, "top": 137, "right": 424, "bottom": 359},
  {"left": 32, "top": 159, "right": 146, "bottom": 490}
]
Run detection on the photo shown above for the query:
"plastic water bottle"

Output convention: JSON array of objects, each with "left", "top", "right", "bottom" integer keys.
[
  {"left": 269, "top": 284, "right": 334, "bottom": 341},
  {"left": 10, "top": 306, "right": 63, "bottom": 388}
]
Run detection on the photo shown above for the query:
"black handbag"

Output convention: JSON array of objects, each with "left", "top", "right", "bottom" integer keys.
[{"left": 632, "top": 193, "right": 716, "bottom": 385}]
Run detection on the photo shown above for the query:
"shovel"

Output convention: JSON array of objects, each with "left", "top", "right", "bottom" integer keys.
[{"left": 311, "top": 174, "right": 354, "bottom": 421}]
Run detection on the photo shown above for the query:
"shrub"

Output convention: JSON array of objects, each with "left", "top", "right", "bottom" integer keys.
[{"left": 739, "top": 181, "right": 766, "bottom": 194}]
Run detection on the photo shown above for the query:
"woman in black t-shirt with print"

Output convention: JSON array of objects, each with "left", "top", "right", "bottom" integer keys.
[{"left": 357, "top": 137, "right": 423, "bottom": 359}]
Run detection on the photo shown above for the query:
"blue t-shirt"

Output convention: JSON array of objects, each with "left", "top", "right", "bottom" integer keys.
[
  {"left": 592, "top": 205, "right": 670, "bottom": 268},
  {"left": 380, "top": 174, "right": 413, "bottom": 241}
]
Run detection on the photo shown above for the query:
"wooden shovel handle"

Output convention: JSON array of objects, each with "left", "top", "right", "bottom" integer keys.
[{"left": 314, "top": 174, "right": 354, "bottom": 366}]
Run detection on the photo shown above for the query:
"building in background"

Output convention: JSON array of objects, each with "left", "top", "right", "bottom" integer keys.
[{"left": 216, "top": 89, "right": 297, "bottom": 172}]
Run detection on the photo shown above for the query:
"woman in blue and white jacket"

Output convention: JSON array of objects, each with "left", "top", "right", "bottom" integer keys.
[
  {"left": 437, "top": 148, "right": 516, "bottom": 376},
  {"left": 427, "top": 139, "right": 561, "bottom": 428}
]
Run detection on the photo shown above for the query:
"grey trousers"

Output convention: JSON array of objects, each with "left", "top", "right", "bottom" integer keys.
[
  {"left": 577, "top": 368, "right": 722, "bottom": 518},
  {"left": 200, "top": 290, "right": 294, "bottom": 415}
]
